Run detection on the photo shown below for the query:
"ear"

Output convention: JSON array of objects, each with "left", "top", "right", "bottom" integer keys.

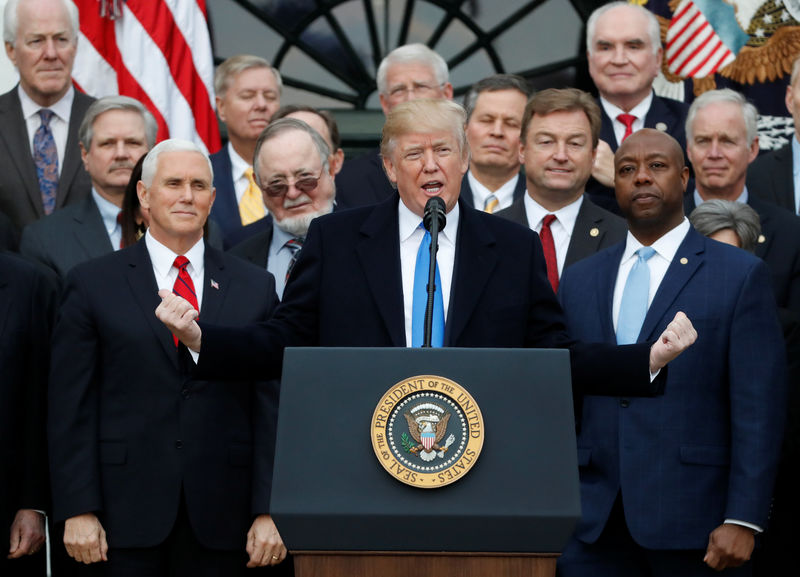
[
  {"left": 80, "top": 143, "right": 89, "bottom": 170},
  {"left": 748, "top": 135, "right": 759, "bottom": 164},
  {"left": 137, "top": 180, "right": 149, "bottom": 210},
  {"left": 679, "top": 165, "right": 689, "bottom": 192},
  {"left": 442, "top": 82, "right": 454, "bottom": 100},
  {"left": 4, "top": 42, "right": 16, "bottom": 67},
  {"left": 382, "top": 154, "right": 398, "bottom": 184},
  {"left": 331, "top": 149, "right": 345, "bottom": 175},
  {"left": 215, "top": 95, "right": 226, "bottom": 123},
  {"left": 379, "top": 93, "right": 391, "bottom": 117}
]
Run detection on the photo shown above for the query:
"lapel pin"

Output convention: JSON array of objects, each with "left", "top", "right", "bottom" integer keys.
[
  {"left": 758, "top": 234, "right": 766, "bottom": 244},
  {"left": 656, "top": 122, "right": 667, "bottom": 132},
  {"left": 590, "top": 227, "right": 599, "bottom": 237},
  {"left": 680, "top": 257, "right": 688, "bottom": 265},
  {"left": 210, "top": 279, "right": 219, "bottom": 290}
]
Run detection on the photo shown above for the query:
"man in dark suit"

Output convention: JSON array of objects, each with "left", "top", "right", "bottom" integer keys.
[
  {"left": 558, "top": 129, "right": 786, "bottom": 576},
  {"left": 0, "top": 0, "right": 94, "bottom": 234},
  {"left": 1, "top": 252, "right": 56, "bottom": 577},
  {"left": 209, "top": 55, "right": 282, "bottom": 247},
  {"left": 584, "top": 1, "right": 689, "bottom": 214},
  {"left": 335, "top": 43, "right": 453, "bottom": 210},
  {"left": 746, "top": 54, "right": 800, "bottom": 215},
  {"left": 230, "top": 118, "right": 335, "bottom": 298},
  {"left": 684, "top": 88, "right": 800, "bottom": 317},
  {"left": 48, "top": 140, "right": 289, "bottom": 575},
  {"left": 159, "top": 100, "right": 696, "bottom": 407},
  {"left": 460, "top": 74, "right": 530, "bottom": 212},
  {"left": 20, "top": 96, "right": 156, "bottom": 283},
  {"left": 496, "top": 88, "right": 626, "bottom": 289}
]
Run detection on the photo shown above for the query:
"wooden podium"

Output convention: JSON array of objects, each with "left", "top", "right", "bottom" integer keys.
[{"left": 271, "top": 348, "right": 581, "bottom": 577}]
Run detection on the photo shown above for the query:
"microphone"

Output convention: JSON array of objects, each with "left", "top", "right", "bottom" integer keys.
[{"left": 422, "top": 197, "right": 446, "bottom": 347}]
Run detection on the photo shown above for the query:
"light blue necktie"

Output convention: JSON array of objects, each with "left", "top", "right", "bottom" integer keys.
[
  {"left": 411, "top": 229, "right": 444, "bottom": 347},
  {"left": 616, "top": 246, "right": 656, "bottom": 345}
]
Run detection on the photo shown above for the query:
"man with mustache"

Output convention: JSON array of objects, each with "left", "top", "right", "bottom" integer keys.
[{"left": 20, "top": 96, "right": 156, "bottom": 283}]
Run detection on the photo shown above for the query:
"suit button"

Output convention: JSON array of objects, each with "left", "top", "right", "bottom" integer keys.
[
  {"left": 175, "top": 440, "right": 183, "bottom": 449},
  {"left": 620, "top": 399, "right": 630, "bottom": 408},
  {"left": 181, "top": 388, "right": 189, "bottom": 399}
]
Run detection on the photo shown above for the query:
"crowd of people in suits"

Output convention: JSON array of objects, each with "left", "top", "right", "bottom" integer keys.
[{"left": 2, "top": 0, "right": 799, "bottom": 576}]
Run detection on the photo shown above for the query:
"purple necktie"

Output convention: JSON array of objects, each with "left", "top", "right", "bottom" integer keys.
[{"left": 34, "top": 109, "right": 58, "bottom": 215}]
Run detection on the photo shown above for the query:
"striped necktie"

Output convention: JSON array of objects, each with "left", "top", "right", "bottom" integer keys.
[
  {"left": 284, "top": 237, "right": 304, "bottom": 282},
  {"left": 171, "top": 256, "right": 198, "bottom": 347}
]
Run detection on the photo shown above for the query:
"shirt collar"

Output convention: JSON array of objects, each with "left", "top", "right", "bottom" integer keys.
[
  {"left": 398, "top": 196, "right": 460, "bottom": 246},
  {"left": 693, "top": 186, "right": 749, "bottom": 207},
  {"left": 18, "top": 84, "right": 74, "bottom": 123},
  {"left": 524, "top": 193, "right": 584, "bottom": 231},
  {"left": 91, "top": 188, "right": 121, "bottom": 234},
  {"left": 600, "top": 91, "right": 653, "bottom": 123},
  {"left": 145, "top": 230, "right": 205, "bottom": 278},
  {"left": 227, "top": 141, "right": 252, "bottom": 180},
  {"left": 792, "top": 135, "right": 800, "bottom": 176},
  {"left": 621, "top": 217, "right": 690, "bottom": 264},
  {"left": 466, "top": 170, "right": 519, "bottom": 206}
]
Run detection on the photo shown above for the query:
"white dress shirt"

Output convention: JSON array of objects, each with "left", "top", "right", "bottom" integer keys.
[
  {"left": 19, "top": 84, "right": 74, "bottom": 176},
  {"left": 467, "top": 170, "right": 519, "bottom": 211},
  {"left": 792, "top": 136, "right": 800, "bottom": 214},
  {"left": 399, "top": 199, "right": 459, "bottom": 347},
  {"left": 600, "top": 91, "right": 654, "bottom": 146},
  {"left": 524, "top": 194, "right": 584, "bottom": 278}
]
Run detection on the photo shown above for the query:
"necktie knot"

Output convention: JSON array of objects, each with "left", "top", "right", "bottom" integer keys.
[
  {"left": 173, "top": 255, "right": 190, "bottom": 272},
  {"left": 484, "top": 195, "right": 499, "bottom": 214},
  {"left": 285, "top": 237, "right": 304, "bottom": 253},
  {"left": 617, "top": 113, "right": 637, "bottom": 142},
  {"left": 240, "top": 166, "right": 265, "bottom": 225},
  {"left": 542, "top": 214, "right": 557, "bottom": 228},
  {"left": 38, "top": 109, "right": 55, "bottom": 126},
  {"left": 637, "top": 246, "right": 656, "bottom": 262}
]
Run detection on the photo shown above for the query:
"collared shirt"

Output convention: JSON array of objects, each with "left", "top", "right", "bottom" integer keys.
[
  {"left": 524, "top": 194, "right": 584, "bottom": 278},
  {"left": 693, "top": 187, "right": 748, "bottom": 208},
  {"left": 791, "top": 135, "right": 800, "bottom": 214},
  {"left": 19, "top": 84, "right": 74, "bottom": 176},
  {"left": 600, "top": 91, "right": 654, "bottom": 146},
  {"left": 267, "top": 224, "right": 296, "bottom": 299},
  {"left": 467, "top": 170, "right": 519, "bottom": 211},
  {"left": 91, "top": 188, "right": 122, "bottom": 250},
  {"left": 227, "top": 142, "right": 268, "bottom": 214},
  {"left": 399, "top": 199, "right": 459, "bottom": 347}
]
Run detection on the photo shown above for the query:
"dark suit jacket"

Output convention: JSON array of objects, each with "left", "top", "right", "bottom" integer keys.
[
  {"left": 229, "top": 218, "right": 274, "bottom": 269},
  {"left": 0, "top": 253, "right": 56, "bottom": 546},
  {"left": 198, "top": 195, "right": 660, "bottom": 399},
  {"left": 0, "top": 210, "right": 17, "bottom": 251},
  {"left": 48, "top": 241, "right": 280, "bottom": 550},
  {"left": 0, "top": 86, "right": 94, "bottom": 234},
  {"left": 747, "top": 144, "right": 796, "bottom": 213},
  {"left": 684, "top": 192, "right": 800, "bottom": 316},
  {"left": 334, "top": 147, "right": 395, "bottom": 210},
  {"left": 559, "top": 227, "right": 786, "bottom": 549},
  {"left": 587, "top": 94, "right": 690, "bottom": 214},
  {"left": 459, "top": 170, "right": 526, "bottom": 209},
  {"left": 495, "top": 194, "right": 627, "bottom": 272},
  {"left": 20, "top": 195, "right": 112, "bottom": 283}
]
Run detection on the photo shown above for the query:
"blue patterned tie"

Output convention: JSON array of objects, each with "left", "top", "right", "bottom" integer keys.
[
  {"left": 411, "top": 229, "right": 444, "bottom": 347},
  {"left": 34, "top": 109, "right": 58, "bottom": 215},
  {"left": 616, "top": 246, "right": 656, "bottom": 345},
  {"left": 284, "top": 237, "right": 304, "bottom": 282}
]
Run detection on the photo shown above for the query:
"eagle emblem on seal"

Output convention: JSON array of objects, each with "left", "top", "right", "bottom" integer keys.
[{"left": 403, "top": 403, "right": 456, "bottom": 462}]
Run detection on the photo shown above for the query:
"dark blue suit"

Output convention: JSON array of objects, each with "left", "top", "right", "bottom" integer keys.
[
  {"left": 558, "top": 228, "right": 786, "bottom": 568},
  {"left": 333, "top": 147, "right": 395, "bottom": 210},
  {"left": 48, "top": 240, "right": 280, "bottom": 553}
]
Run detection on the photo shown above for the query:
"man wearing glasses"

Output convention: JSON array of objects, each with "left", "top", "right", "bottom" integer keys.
[{"left": 232, "top": 118, "right": 336, "bottom": 299}]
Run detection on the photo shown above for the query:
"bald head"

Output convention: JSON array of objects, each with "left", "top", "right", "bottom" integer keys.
[{"left": 616, "top": 128, "right": 684, "bottom": 168}]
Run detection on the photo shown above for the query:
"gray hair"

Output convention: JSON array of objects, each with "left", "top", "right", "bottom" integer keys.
[
  {"left": 140, "top": 139, "right": 213, "bottom": 188},
  {"left": 252, "top": 118, "right": 331, "bottom": 188},
  {"left": 79, "top": 96, "right": 158, "bottom": 151},
  {"left": 214, "top": 54, "right": 282, "bottom": 99},
  {"left": 376, "top": 43, "right": 449, "bottom": 95},
  {"left": 689, "top": 199, "right": 761, "bottom": 253},
  {"left": 586, "top": 1, "right": 661, "bottom": 56},
  {"left": 4, "top": 0, "right": 79, "bottom": 44},
  {"left": 463, "top": 74, "right": 531, "bottom": 121},
  {"left": 686, "top": 88, "right": 759, "bottom": 146}
]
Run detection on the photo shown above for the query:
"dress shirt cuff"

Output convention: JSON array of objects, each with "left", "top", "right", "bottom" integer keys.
[
  {"left": 189, "top": 349, "right": 199, "bottom": 364},
  {"left": 649, "top": 368, "right": 660, "bottom": 382},
  {"left": 724, "top": 519, "right": 762, "bottom": 534}
]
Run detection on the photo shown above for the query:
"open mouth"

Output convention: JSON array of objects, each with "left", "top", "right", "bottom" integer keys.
[{"left": 422, "top": 181, "right": 443, "bottom": 194}]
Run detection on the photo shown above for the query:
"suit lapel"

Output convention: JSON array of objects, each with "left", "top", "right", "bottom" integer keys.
[
  {"left": 355, "top": 196, "right": 405, "bottom": 346},
  {"left": 643, "top": 95, "right": 675, "bottom": 133},
  {"left": 72, "top": 196, "right": 114, "bottom": 259},
  {"left": 198, "top": 245, "right": 231, "bottom": 323},
  {"left": 596, "top": 243, "right": 623, "bottom": 342},
  {"left": 56, "top": 92, "right": 91, "bottom": 209},
  {"left": 600, "top": 106, "right": 618, "bottom": 152},
  {"left": 638, "top": 228, "right": 704, "bottom": 342},
  {"left": 124, "top": 241, "right": 180, "bottom": 369},
  {"left": 773, "top": 146, "right": 796, "bottom": 211},
  {"left": 565, "top": 196, "right": 604, "bottom": 267},
  {"left": 447, "top": 204, "right": 497, "bottom": 345},
  {"left": 0, "top": 88, "right": 41, "bottom": 215},
  {"left": 459, "top": 177, "right": 475, "bottom": 208}
]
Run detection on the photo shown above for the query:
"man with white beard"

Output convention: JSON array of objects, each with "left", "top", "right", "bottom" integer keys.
[{"left": 230, "top": 118, "right": 335, "bottom": 298}]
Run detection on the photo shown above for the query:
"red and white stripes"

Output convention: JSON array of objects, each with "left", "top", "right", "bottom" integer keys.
[
  {"left": 72, "top": 0, "right": 221, "bottom": 154},
  {"left": 666, "top": 0, "right": 736, "bottom": 79}
]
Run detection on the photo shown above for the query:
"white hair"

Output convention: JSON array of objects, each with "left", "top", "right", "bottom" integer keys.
[
  {"left": 140, "top": 139, "right": 213, "bottom": 188},
  {"left": 376, "top": 43, "right": 448, "bottom": 94},
  {"left": 586, "top": 1, "right": 660, "bottom": 56},
  {"left": 4, "top": 0, "right": 79, "bottom": 44},
  {"left": 686, "top": 89, "right": 758, "bottom": 147}
]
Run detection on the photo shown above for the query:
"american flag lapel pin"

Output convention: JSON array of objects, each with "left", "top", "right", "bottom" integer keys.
[{"left": 210, "top": 279, "right": 219, "bottom": 290}]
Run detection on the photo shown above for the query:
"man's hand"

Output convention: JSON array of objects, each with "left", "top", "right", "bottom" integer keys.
[
  {"left": 704, "top": 523, "right": 755, "bottom": 571},
  {"left": 649, "top": 311, "right": 697, "bottom": 372},
  {"left": 246, "top": 514, "right": 287, "bottom": 568},
  {"left": 156, "top": 289, "right": 202, "bottom": 351},
  {"left": 64, "top": 513, "right": 108, "bottom": 564},
  {"left": 591, "top": 139, "right": 615, "bottom": 187},
  {"left": 8, "top": 509, "right": 45, "bottom": 559}
]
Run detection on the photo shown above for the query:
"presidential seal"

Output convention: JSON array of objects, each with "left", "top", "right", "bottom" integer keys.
[{"left": 370, "top": 375, "right": 484, "bottom": 488}]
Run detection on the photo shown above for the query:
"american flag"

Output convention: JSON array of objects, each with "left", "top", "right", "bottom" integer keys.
[
  {"left": 71, "top": 0, "right": 221, "bottom": 154},
  {"left": 665, "top": 0, "right": 749, "bottom": 79}
]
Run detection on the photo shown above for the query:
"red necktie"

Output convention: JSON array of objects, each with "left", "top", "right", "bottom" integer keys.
[
  {"left": 539, "top": 214, "right": 559, "bottom": 293},
  {"left": 617, "top": 113, "right": 637, "bottom": 142},
  {"left": 171, "top": 256, "right": 198, "bottom": 347}
]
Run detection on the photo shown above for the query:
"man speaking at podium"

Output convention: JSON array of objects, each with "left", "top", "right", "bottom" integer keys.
[{"left": 157, "top": 99, "right": 696, "bottom": 398}]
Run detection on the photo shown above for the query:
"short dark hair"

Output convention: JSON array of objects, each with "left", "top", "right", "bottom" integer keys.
[
  {"left": 270, "top": 105, "right": 341, "bottom": 151},
  {"left": 463, "top": 74, "right": 531, "bottom": 121}
]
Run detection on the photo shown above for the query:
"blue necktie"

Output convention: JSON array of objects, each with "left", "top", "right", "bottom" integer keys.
[
  {"left": 616, "top": 246, "right": 656, "bottom": 345},
  {"left": 411, "top": 229, "right": 444, "bottom": 347},
  {"left": 34, "top": 109, "right": 58, "bottom": 215}
]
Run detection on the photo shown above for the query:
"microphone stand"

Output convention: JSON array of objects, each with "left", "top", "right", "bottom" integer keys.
[{"left": 423, "top": 199, "right": 445, "bottom": 347}]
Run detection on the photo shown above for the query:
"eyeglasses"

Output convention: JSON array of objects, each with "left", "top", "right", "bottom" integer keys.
[
  {"left": 262, "top": 171, "right": 322, "bottom": 197},
  {"left": 386, "top": 82, "right": 443, "bottom": 101}
]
